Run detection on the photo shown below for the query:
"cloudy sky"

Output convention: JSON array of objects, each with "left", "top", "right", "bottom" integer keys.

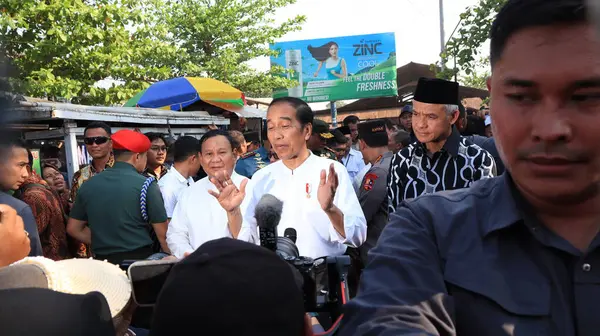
[{"left": 248, "top": 0, "right": 481, "bottom": 71}]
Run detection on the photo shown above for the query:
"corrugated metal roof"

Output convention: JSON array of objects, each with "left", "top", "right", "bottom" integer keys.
[{"left": 7, "top": 100, "right": 230, "bottom": 125}]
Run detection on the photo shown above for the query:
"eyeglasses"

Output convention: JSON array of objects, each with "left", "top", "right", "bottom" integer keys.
[
  {"left": 83, "top": 136, "right": 109, "bottom": 145},
  {"left": 150, "top": 146, "right": 168, "bottom": 152}
]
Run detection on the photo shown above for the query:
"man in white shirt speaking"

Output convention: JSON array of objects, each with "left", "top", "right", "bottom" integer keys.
[
  {"left": 213, "top": 97, "right": 367, "bottom": 259},
  {"left": 158, "top": 136, "right": 201, "bottom": 220},
  {"left": 166, "top": 130, "right": 253, "bottom": 258}
]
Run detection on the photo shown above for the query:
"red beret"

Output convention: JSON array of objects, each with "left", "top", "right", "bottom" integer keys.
[{"left": 111, "top": 130, "right": 151, "bottom": 153}]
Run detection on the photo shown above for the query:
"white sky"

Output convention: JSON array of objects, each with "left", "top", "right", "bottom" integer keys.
[{"left": 247, "top": 0, "right": 482, "bottom": 72}]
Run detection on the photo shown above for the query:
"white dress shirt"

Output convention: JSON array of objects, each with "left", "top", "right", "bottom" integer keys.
[
  {"left": 158, "top": 167, "right": 195, "bottom": 218},
  {"left": 342, "top": 148, "right": 366, "bottom": 181},
  {"left": 166, "top": 172, "right": 254, "bottom": 258},
  {"left": 243, "top": 153, "right": 367, "bottom": 258}
]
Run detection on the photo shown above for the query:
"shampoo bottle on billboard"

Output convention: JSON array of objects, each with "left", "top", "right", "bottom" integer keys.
[{"left": 285, "top": 49, "right": 303, "bottom": 97}]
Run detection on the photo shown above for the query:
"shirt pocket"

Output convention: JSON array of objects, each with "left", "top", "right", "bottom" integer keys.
[{"left": 444, "top": 258, "right": 552, "bottom": 336}]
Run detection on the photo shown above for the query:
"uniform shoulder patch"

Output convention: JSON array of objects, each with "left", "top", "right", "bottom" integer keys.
[
  {"left": 240, "top": 151, "right": 255, "bottom": 159},
  {"left": 363, "top": 173, "right": 379, "bottom": 191}
]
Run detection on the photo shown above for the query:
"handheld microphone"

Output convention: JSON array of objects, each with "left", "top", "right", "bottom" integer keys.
[
  {"left": 284, "top": 228, "right": 297, "bottom": 244},
  {"left": 254, "top": 194, "right": 283, "bottom": 252}
]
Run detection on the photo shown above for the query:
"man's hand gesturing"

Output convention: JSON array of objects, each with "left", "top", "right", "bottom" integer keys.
[{"left": 208, "top": 170, "right": 248, "bottom": 212}]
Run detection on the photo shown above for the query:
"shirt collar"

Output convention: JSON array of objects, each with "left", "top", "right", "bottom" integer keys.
[
  {"left": 171, "top": 167, "right": 191, "bottom": 184},
  {"left": 144, "top": 164, "right": 168, "bottom": 179},
  {"left": 112, "top": 161, "right": 138, "bottom": 172},
  {"left": 481, "top": 173, "right": 525, "bottom": 237},
  {"left": 90, "top": 153, "right": 115, "bottom": 173},
  {"left": 381, "top": 151, "right": 394, "bottom": 160},
  {"left": 417, "top": 126, "right": 461, "bottom": 157}
]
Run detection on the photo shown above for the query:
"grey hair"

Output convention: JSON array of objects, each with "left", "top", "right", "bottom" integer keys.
[{"left": 444, "top": 104, "right": 459, "bottom": 115}]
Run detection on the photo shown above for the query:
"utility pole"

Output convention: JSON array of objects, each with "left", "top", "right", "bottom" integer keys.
[{"left": 439, "top": 0, "right": 446, "bottom": 69}]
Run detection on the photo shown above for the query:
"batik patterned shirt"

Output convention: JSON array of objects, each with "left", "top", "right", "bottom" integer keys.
[
  {"left": 17, "top": 174, "right": 71, "bottom": 261},
  {"left": 387, "top": 128, "right": 496, "bottom": 214}
]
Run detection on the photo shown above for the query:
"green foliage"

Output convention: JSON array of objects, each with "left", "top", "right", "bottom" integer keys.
[
  {"left": 459, "top": 56, "right": 490, "bottom": 90},
  {"left": 435, "top": 0, "right": 507, "bottom": 82},
  {"left": 0, "top": 0, "right": 305, "bottom": 105},
  {"left": 159, "top": 0, "right": 306, "bottom": 97},
  {"left": 0, "top": 0, "right": 194, "bottom": 105}
]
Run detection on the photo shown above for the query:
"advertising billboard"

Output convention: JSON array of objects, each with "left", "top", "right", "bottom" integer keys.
[
  {"left": 30, "top": 149, "right": 41, "bottom": 176},
  {"left": 270, "top": 32, "right": 397, "bottom": 103}
]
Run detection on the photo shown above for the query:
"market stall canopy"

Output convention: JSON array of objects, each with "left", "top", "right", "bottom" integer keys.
[
  {"left": 5, "top": 96, "right": 229, "bottom": 126},
  {"left": 124, "top": 77, "right": 245, "bottom": 112}
]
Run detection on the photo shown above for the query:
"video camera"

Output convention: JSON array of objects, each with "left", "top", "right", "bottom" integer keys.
[{"left": 255, "top": 194, "right": 351, "bottom": 323}]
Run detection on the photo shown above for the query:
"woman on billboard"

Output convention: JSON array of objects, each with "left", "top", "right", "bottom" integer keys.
[{"left": 309, "top": 41, "right": 348, "bottom": 80}]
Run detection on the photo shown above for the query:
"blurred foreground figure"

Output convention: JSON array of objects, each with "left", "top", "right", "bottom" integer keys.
[
  {"left": 0, "top": 257, "right": 135, "bottom": 336},
  {"left": 151, "top": 238, "right": 311, "bottom": 336},
  {"left": 0, "top": 137, "right": 42, "bottom": 257},
  {"left": 341, "top": 1, "right": 600, "bottom": 335}
]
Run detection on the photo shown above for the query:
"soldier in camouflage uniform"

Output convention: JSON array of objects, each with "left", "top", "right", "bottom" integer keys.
[{"left": 309, "top": 119, "right": 337, "bottom": 160}]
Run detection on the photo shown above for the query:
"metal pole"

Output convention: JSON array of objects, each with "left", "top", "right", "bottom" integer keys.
[
  {"left": 330, "top": 101, "right": 338, "bottom": 128},
  {"left": 63, "top": 121, "right": 79, "bottom": 183},
  {"left": 439, "top": 0, "right": 446, "bottom": 68},
  {"left": 454, "top": 56, "right": 458, "bottom": 82}
]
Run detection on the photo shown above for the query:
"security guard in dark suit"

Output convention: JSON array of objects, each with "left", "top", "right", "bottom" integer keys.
[
  {"left": 235, "top": 131, "right": 269, "bottom": 178},
  {"left": 67, "top": 130, "right": 169, "bottom": 265}
]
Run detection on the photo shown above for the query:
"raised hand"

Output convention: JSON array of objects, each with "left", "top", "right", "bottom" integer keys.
[
  {"left": 208, "top": 170, "right": 248, "bottom": 212},
  {"left": 317, "top": 163, "right": 339, "bottom": 212}
]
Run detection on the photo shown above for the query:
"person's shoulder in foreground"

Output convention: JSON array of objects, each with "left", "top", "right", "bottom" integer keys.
[
  {"left": 339, "top": 175, "right": 512, "bottom": 335},
  {"left": 0, "top": 192, "right": 43, "bottom": 256},
  {"left": 0, "top": 192, "right": 30, "bottom": 216}
]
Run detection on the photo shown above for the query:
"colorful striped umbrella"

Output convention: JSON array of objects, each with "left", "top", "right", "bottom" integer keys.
[{"left": 124, "top": 77, "right": 245, "bottom": 112}]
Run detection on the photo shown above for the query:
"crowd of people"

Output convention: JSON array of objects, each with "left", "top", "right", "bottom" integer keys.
[{"left": 1, "top": 0, "right": 599, "bottom": 335}]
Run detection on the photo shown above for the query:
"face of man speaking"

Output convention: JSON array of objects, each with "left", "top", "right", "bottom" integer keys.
[{"left": 488, "top": 23, "right": 600, "bottom": 204}]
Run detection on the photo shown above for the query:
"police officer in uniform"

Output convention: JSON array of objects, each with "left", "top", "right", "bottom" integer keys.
[
  {"left": 67, "top": 130, "right": 170, "bottom": 265},
  {"left": 308, "top": 119, "right": 337, "bottom": 160},
  {"left": 355, "top": 119, "right": 394, "bottom": 267},
  {"left": 235, "top": 131, "right": 269, "bottom": 178}
]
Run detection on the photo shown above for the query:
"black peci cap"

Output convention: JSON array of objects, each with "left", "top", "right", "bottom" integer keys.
[
  {"left": 358, "top": 119, "right": 388, "bottom": 148},
  {"left": 413, "top": 77, "right": 459, "bottom": 105}
]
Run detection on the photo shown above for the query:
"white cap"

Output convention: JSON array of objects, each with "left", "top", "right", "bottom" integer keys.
[
  {"left": 7, "top": 257, "right": 131, "bottom": 318},
  {"left": 484, "top": 115, "right": 492, "bottom": 127}
]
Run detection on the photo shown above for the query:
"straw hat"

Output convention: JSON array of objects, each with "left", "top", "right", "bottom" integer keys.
[{"left": 1, "top": 257, "right": 131, "bottom": 318}]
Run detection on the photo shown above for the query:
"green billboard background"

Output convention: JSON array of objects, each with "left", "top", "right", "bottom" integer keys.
[{"left": 270, "top": 32, "right": 397, "bottom": 102}]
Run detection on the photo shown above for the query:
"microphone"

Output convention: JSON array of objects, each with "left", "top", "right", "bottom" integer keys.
[
  {"left": 284, "top": 228, "right": 297, "bottom": 244},
  {"left": 254, "top": 194, "right": 283, "bottom": 252}
]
